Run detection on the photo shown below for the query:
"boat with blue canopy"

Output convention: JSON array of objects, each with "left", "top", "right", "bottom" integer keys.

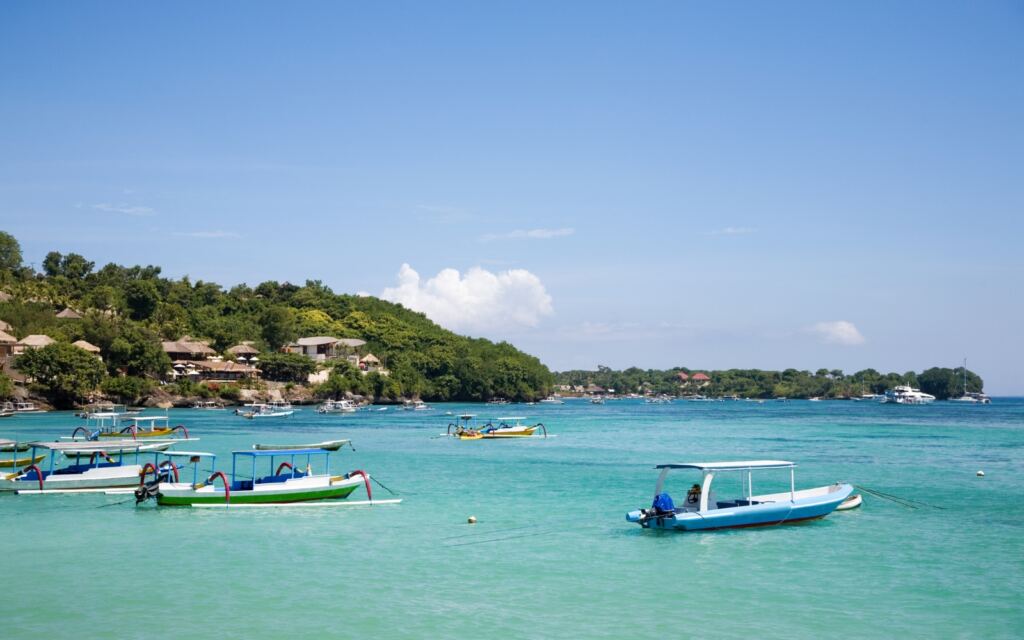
[
  {"left": 136, "top": 443, "right": 383, "bottom": 506},
  {"left": 626, "top": 460, "right": 853, "bottom": 531},
  {"left": 1, "top": 439, "right": 179, "bottom": 493}
]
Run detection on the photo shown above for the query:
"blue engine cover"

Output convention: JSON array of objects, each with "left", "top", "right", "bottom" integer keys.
[{"left": 652, "top": 492, "right": 675, "bottom": 514}]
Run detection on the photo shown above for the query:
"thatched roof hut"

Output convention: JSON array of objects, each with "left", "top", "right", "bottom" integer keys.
[
  {"left": 227, "top": 343, "right": 260, "bottom": 356},
  {"left": 72, "top": 340, "right": 101, "bottom": 353},
  {"left": 360, "top": 353, "right": 381, "bottom": 365},
  {"left": 56, "top": 308, "right": 82, "bottom": 319},
  {"left": 18, "top": 334, "right": 55, "bottom": 348},
  {"left": 0, "top": 329, "right": 17, "bottom": 344}
]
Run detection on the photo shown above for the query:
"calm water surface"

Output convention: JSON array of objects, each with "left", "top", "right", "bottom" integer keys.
[{"left": 2, "top": 399, "right": 1022, "bottom": 638}]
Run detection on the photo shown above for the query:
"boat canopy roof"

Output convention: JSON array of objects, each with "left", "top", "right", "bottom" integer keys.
[
  {"left": 496, "top": 416, "right": 526, "bottom": 421},
  {"left": 458, "top": 414, "right": 476, "bottom": 419},
  {"left": 656, "top": 460, "right": 794, "bottom": 471},
  {"left": 127, "top": 416, "right": 168, "bottom": 423},
  {"left": 160, "top": 450, "right": 216, "bottom": 458}
]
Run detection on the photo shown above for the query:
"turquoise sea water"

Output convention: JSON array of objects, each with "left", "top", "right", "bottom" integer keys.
[{"left": 2, "top": 399, "right": 1022, "bottom": 638}]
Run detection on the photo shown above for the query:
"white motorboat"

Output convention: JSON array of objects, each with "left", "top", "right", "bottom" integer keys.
[
  {"left": 882, "top": 385, "right": 935, "bottom": 405},
  {"left": 317, "top": 399, "right": 357, "bottom": 414}
]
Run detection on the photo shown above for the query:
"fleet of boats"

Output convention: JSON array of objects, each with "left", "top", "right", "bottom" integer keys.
[{"left": 2, "top": 385, "right": 996, "bottom": 531}]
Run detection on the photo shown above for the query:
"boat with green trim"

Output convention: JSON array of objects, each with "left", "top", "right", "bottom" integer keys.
[{"left": 136, "top": 444, "right": 377, "bottom": 506}]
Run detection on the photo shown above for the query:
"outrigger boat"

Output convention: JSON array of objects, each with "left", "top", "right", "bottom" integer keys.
[
  {"left": 626, "top": 460, "right": 853, "bottom": 531},
  {"left": 136, "top": 443, "right": 390, "bottom": 507},
  {"left": 253, "top": 439, "right": 354, "bottom": 452},
  {"left": 1, "top": 440, "right": 179, "bottom": 493},
  {"left": 446, "top": 415, "right": 548, "bottom": 440},
  {"left": 69, "top": 414, "right": 191, "bottom": 441},
  {"left": 0, "top": 439, "right": 45, "bottom": 469}
]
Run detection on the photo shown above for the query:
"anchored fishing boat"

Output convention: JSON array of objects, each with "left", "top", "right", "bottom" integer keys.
[
  {"left": 236, "top": 403, "right": 295, "bottom": 419},
  {"left": 253, "top": 439, "right": 353, "bottom": 451},
  {"left": 69, "top": 414, "right": 191, "bottom": 440},
  {"left": 191, "top": 400, "right": 225, "bottom": 410},
  {"left": 317, "top": 399, "right": 357, "bottom": 414},
  {"left": 626, "top": 460, "right": 853, "bottom": 531},
  {"left": 445, "top": 415, "right": 547, "bottom": 440},
  {"left": 1, "top": 440, "right": 178, "bottom": 493},
  {"left": 136, "top": 444, "right": 385, "bottom": 507},
  {"left": 0, "top": 439, "right": 45, "bottom": 469}
]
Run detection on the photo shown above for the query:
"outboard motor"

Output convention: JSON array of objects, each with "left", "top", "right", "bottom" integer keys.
[{"left": 652, "top": 492, "right": 675, "bottom": 515}]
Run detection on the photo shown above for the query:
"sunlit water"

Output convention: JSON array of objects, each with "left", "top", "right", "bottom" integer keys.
[{"left": 2, "top": 399, "right": 1021, "bottom": 638}]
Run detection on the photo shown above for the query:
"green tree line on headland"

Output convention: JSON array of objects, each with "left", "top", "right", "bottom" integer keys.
[
  {"left": 555, "top": 365, "right": 985, "bottom": 400},
  {"left": 0, "top": 231, "right": 554, "bottom": 406}
]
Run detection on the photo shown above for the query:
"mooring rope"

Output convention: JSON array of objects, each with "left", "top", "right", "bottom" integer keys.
[{"left": 854, "top": 484, "right": 946, "bottom": 510}]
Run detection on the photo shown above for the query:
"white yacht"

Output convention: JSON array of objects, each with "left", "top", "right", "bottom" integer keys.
[
  {"left": 317, "top": 399, "right": 357, "bottom": 414},
  {"left": 882, "top": 385, "right": 936, "bottom": 405}
]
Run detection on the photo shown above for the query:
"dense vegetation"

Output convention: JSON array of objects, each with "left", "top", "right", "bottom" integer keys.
[
  {"left": 555, "top": 365, "right": 985, "bottom": 400},
  {"left": 0, "top": 231, "right": 554, "bottom": 406}
]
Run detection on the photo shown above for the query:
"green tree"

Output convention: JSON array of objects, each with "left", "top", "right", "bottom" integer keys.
[
  {"left": 101, "top": 376, "right": 152, "bottom": 403},
  {"left": 258, "top": 352, "right": 316, "bottom": 382},
  {"left": 260, "top": 306, "right": 296, "bottom": 349},
  {"left": 0, "top": 231, "right": 22, "bottom": 272},
  {"left": 15, "top": 342, "right": 106, "bottom": 406},
  {"left": 0, "top": 372, "right": 14, "bottom": 399},
  {"left": 124, "top": 279, "right": 159, "bottom": 320}
]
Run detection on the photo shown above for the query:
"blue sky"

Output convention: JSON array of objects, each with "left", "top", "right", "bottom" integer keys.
[{"left": 2, "top": 2, "right": 1022, "bottom": 392}]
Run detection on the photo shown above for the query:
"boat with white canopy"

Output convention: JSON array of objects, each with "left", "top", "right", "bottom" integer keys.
[
  {"left": 136, "top": 443, "right": 389, "bottom": 507},
  {"left": 626, "top": 460, "right": 853, "bottom": 531},
  {"left": 68, "top": 414, "right": 192, "bottom": 440},
  {"left": 1, "top": 440, "right": 179, "bottom": 493}
]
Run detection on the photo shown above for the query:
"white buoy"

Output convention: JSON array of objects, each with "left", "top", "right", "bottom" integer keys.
[
  {"left": 977, "top": 470, "right": 985, "bottom": 477},
  {"left": 467, "top": 516, "right": 477, "bottom": 524}
]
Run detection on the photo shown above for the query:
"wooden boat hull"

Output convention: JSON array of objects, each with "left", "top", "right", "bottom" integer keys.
[
  {"left": 98, "top": 428, "right": 174, "bottom": 438},
  {"left": 155, "top": 474, "right": 363, "bottom": 506},
  {"left": 2, "top": 464, "right": 143, "bottom": 492},
  {"left": 836, "top": 493, "right": 862, "bottom": 510},
  {"left": 0, "top": 453, "right": 45, "bottom": 469},
  {"left": 480, "top": 429, "right": 537, "bottom": 438}
]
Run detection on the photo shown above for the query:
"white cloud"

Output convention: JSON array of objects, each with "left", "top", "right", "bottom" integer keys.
[
  {"left": 480, "top": 227, "right": 575, "bottom": 242},
  {"left": 172, "top": 230, "right": 240, "bottom": 239},
  {"left": 808, "top": 320, "right": 865, "bottom": 346},
  {"left": 380, "top": 263, "right": 553, "bottom": 333},
  {"left": 706, "top": 226, "right": 755, "bottom": 236},
  {"left": 92, "top": 203, "right": 156, "bottom": 216}
]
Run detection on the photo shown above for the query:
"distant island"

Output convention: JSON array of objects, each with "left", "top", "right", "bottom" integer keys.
[
  {"left": 0, "top": 231, "right": 552, "bottom": 408},
  {"left": 554, "top": 365, "right": 984, "bottom": 401}
]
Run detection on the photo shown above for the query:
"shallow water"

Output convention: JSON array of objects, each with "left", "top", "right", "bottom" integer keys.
[{"left": 2, "top": 399, "right": 1022, "bottom": 638}]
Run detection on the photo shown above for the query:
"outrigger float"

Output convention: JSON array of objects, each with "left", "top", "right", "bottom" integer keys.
[
  {"left": 136, "top": 442, "right": 398, "bottom": 508},
  {"left": 68, "top": 414, "right": 192, "bottom": 441},
  {"left": 626, "top": 460, "right": 853, "bottom": 531},
  {"left": 2, "top": 440, "right": 179, "bottom": 494},
  {"left": 446, "top": 415, "right": 548, "bottom": 440}
]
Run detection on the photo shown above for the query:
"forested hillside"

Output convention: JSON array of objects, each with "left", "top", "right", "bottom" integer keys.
[{"left": 0, "top": 231, "right": 553, "bottom": 405}]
